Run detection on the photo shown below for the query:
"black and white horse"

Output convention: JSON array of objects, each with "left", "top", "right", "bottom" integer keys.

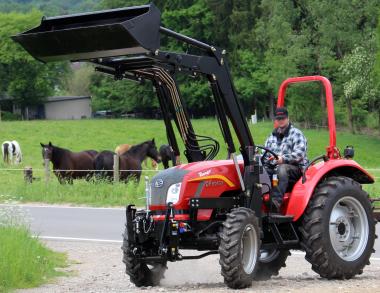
[{"left": 2, "top": 140, "right": 22, "bottom": 164}]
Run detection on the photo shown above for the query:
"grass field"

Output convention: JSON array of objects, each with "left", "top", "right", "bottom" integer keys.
[{"left": 0, "top": 119, "right": 379, "bottom": 206}]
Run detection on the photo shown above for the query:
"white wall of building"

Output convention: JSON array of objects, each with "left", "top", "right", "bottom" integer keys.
[{"left": 45, "top": 98, "right": 91, "bottom": 120}]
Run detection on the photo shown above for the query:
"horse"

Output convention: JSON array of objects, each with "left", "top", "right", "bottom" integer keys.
[
  {"left": 115, "top": 143, "right": 158, "bottom": 170},
  {"left": 84, "top": 150, "right": 98, "bottom": 159},
  {"left": 96, "top": 139, "right": 161, "bottom": 183},
  {"left": 40, "top": 142, "right": 95, "bottom": 184},
  {"left": 115, "top": 143, "right": 132, "bottom": 156},
  {"left": 2, "top": 140, "right": 22, "bottom": 164},
  {"left": 159, "top": 144, "right": 176, "bottom": 169}
]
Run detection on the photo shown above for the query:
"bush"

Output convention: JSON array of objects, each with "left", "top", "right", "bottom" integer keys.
[{"left": 1, "top": 111, "right": 22, "bottom": 121}]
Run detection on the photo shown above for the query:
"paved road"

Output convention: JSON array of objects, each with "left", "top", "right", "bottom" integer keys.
[
  {"left": 2, "top": 204, "right": 380, "bottom": 258},
  {"left": 25, "top": 205, "right": 126, "bottom": 242}
]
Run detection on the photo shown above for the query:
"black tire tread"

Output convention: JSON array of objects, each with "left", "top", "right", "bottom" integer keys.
[
  {"left": 300, "top": 176, "right": 377, "bottom": 279},
  {"left": 121, "top": 226, "right": 166, "bottom": 287},
  {"left": 219, "top": 207, "right": 260, "bottom": 289}
]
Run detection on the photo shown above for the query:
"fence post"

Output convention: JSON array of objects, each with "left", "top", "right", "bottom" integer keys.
[
  {"left": 24, "top": 166, "right": 33, "bottom": 183},
  {"left": 44, "top": 159, "right": 50, "bottom": 183},
  {"left": 113, "top": 154, "right": 120, "bottom": 183}
]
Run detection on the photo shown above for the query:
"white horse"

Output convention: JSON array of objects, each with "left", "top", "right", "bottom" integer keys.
[{"left": 1, "top": 140, "right": 22, "bottom": 164}]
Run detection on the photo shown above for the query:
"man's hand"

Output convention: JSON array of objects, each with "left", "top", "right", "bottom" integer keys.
[
  {"left": 268, "top": 155, "right": 284, "bottom": 164},
  {"left": 276, "top": 156, "right": 284, "bottom": 164}
]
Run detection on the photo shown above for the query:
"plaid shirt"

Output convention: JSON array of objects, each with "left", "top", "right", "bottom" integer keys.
[{"left": 264, "top": 124, "right": 308, "bottom": 167}]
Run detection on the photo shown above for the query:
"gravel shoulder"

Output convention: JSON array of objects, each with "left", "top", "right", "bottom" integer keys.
[{"left": 17, "top": 240, "right": 380, "bottom": 293}]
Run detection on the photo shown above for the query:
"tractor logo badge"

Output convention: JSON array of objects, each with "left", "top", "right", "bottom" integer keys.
[
  {"left": 154, "top": 179, "right": 164, "bottom": 188},
  {"left": 198, "top": 169, "right": 211, "bottom": 177},
  {"left": 205, "top": 180, "right": 224, "bottom": 187}
]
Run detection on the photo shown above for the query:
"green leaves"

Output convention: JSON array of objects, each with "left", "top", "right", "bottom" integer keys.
[
  {"left": 0, "top": 10, "right": 41, "bottom": 63},
  {"left": 0, "top": 10, "right": 68, "bottom": 112},
  {"left": 1, "top": 0, "right": 376, "bottom": 129}
]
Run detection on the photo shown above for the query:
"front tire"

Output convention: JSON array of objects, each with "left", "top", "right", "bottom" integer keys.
[
  {"left": 300, "top": 176, "right": 376, "bottom": 279},
  {"left": 219, "top": 208, "right": 261, "bottom": 289},
  {"left": 122, "top": 226, "right": 166, "bottom": 287}
]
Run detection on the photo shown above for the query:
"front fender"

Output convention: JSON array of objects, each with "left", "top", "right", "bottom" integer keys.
[{"left": 285, "top": 159, "right": 374, "bottom": 221}]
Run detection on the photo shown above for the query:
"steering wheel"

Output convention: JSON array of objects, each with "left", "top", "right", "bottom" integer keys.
[{"left": 256, "top": 145, "right": 279, "bottom": 167}]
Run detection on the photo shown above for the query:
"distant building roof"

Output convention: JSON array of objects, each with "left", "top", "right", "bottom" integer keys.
[{"left": 46, "top": 96, "right": 91, "bottom": 103}]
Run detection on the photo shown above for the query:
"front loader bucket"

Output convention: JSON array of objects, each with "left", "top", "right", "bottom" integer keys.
[{"left": 12, "top": 4, "right": 161, "bottom": 62}]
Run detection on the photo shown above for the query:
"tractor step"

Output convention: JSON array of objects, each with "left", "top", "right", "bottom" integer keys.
[
  {"left": 266, "top": 213, "right": 294, "bottom": 224},
  {"left": 264, "top": 216, "right": 300, "bottom": 249}
]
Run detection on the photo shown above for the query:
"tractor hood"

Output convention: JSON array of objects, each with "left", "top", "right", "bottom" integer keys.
[
  {"left": 12, "top": 4, "right": 161, "bottom": 62},
  {"left": 150, "top": 160, "right": 244, "bottom": 210}
]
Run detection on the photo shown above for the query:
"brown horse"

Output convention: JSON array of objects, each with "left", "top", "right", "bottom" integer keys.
[
  {"left": 41, "top": 142, "right": 95, "bottom": 184},
  {"left": 96, "top": 139, "right": 161, "bottom": 182},
  {"left": 115, "top": 143, "right": 158, "bottom": 170},
  {"left": 84, "top": 150, "right": 99, "bottom": 159}
]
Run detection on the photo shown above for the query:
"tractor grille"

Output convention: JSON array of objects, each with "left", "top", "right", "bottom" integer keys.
[{"left": 150, "top": 168, "right": 189, "bottom": 206}]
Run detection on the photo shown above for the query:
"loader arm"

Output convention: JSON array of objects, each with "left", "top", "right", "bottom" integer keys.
[{"left": 12, "top": 3, "right": 260, "bottom": 210}]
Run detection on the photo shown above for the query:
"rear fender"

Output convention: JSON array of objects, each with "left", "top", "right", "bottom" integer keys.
[{"left": 285, "top": 159, "right": 374, "bottom": 221}]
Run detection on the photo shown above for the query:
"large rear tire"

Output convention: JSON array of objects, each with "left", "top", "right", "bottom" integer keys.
[
  {"left": 122, "top": 226, "right": 166, "bottom": 287},
  {"left": 253, "top": 249, "right": 290, "bottom": 280},
  {"left": 300, "top": 176, "right": 377, "bottom": 279},
  {"left": 219, "top": 207, "right": 261, "bottom": 289}
]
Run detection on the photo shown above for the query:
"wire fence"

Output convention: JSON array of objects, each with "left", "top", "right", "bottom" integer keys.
[
  {"left": 0, "top": 168, "right": 160, "bottom": 172},
  {"left": 0, "top": 154, "right": 162, "bottom": 184},
  {"left": 0, "top": 167, "right": 379, "bottom": 183},
  {"left": 1, "top": 156, "right": 380, "bottom": 184},
  {"left": 292, "top": 122, "right": 380, "bottom": 134}
]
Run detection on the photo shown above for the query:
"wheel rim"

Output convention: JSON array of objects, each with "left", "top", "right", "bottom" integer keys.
[
  {"left": 329, "top": 196, "right": 369, "bottom": 261},
  {"left": 241, "top": 224, "right": 258, "bottom": 274},
  {"left": 259, "top": 249, "right": 280, "bottom": 263}
]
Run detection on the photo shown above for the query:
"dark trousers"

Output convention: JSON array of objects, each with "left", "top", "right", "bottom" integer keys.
[{"left": 266, "top": 164, "right": 302, "bottom": 202}]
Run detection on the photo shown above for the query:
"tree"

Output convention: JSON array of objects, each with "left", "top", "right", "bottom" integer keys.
[
  {"left": 304, "top": 0, "right": 379, "bottom": 126},
  {"left": 0, "top": 10, "right": 68, "bottom": 118},
  {"left": 372, "top": 13, "right": 380, "bottom": 129},
  {"left": 100, "top": 0, "right": 151, "bottom": 9},
  {"left": 90, "top": 73, "right": 157, "bottom": 114},
  {"left": 96, "top": 0, "right": 216, "bottom": 116},
  {"left": 255, "top": 0, "right": 310, "bottom": 119},
  {"left": 340, "top": 45, "right": 376, "bottom": 133},
  {"left": 0, "top": 0, "right": 101, "bottom": 15},
  {"left": 93, "top": 0, "right": 380, "bottom": 130},
  {"left": 63, "top": 64, "right": 94, "bottom": 97}
]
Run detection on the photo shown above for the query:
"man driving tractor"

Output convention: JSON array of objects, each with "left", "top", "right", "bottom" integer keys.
[{"left": 264, "top": 107, "right": 308, "bottom": 211}]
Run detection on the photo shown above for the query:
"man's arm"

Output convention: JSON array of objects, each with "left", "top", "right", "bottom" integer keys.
[{"left": 282, "top": 130, "right": 307, "bottom": 165}]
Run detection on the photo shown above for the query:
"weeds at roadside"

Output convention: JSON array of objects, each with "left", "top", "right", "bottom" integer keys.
[{"left": 0, "top": 198, "right": 68, "bottom": 292}]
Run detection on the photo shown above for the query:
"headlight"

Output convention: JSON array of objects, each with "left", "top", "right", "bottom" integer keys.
[{"left": 166, "top": 183, "right": 182, "bottom": 204}]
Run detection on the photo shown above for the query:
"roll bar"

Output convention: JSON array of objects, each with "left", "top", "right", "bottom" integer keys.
[{"left": 277, "top": 75, "right": 340, "bottom": 159}]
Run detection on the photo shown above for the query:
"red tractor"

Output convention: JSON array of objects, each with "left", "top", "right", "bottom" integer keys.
[{"left": 13, "top": 4, "right": 378, "bottom": 289}]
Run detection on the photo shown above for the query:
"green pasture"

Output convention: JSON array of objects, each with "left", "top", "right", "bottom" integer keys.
[{"left": 0, "top": 119, "right": 379, "bottom": 207}]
